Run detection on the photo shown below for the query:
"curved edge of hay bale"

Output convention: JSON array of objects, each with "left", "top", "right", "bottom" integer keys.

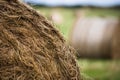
[{"left": 0, "top": 0, "right": 81, "bottom": 80}]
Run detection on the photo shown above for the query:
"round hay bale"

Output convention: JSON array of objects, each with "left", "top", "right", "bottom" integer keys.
[
  {"left": 70, "top": 17, "right": 119, "bottom": 59},
  {"left": 112, "top": 21, "right": 120, "bottom": 59},
  {"left": 0, "top": 0, "right": 80, "bottom": 80},
  {"left": 51, "top": 10, "right": 63, "bottom": 24}
]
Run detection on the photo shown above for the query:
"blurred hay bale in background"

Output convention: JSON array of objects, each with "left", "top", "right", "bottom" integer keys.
[
  {"left": 112, "top": 21, "right": 120, "bottom": 59},
  {"left": 70, "top": 16, "right": 119, "bottom": 59},
  {"left": 51, "top": 10, "right": 63, "bottom": 24},
  {"left": 0, "top": 0, "right": 80, "bottom": 80}
]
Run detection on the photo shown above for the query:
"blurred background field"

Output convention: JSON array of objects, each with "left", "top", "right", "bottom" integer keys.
[
  {"left": 79, "top": 59, "right": 120, "bottom": 80},
  {"left": 23, "top": 0, "right": 120, "bottom": 79},
  {"left": 33, "top": 7, "right": 120, "bottom": 80},
  {"left": 33, "top": 6, "right": 120, "bottom": 39}
]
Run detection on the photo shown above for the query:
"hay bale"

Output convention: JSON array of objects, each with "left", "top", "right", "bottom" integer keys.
[
  {"left": 51, "top": 10, "right": 63, "bottom": 24},
  {"left": 0, "top": 0, "right": 80, "bottom": 80},
  {"left": 112, "top": 21, "right": 120, "bottom": 59},
  {"left": 70, "top": 16, "right": 119, "bottom": 59}
]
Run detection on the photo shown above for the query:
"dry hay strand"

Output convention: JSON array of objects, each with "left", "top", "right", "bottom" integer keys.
[{"left": 0, "top": 0, "right": 81, "bottom": 80}]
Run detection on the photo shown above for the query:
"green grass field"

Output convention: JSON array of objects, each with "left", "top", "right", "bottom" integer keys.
[
  {"left": 78, "top": 59, "right": 120, "bottom": 80},
  {"left": 33, "top": 6, "right": 120, "bottom": 80}
]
